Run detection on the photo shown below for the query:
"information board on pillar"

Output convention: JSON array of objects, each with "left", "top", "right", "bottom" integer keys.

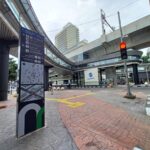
[{"left": 17, "top": 27, "right": 45, "bottom": 138}]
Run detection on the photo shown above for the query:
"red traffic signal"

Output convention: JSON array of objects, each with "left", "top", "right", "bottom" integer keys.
[
  {"left": 120, "top": 41, "right": 126, "bottom": 49},
  {"left": 120, "top": 41, "right": 127, "bottom": 59}
]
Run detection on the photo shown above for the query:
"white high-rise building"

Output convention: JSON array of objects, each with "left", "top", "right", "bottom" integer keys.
[{"left": 55, "top": 23, "right": 79, "bottom": 53}]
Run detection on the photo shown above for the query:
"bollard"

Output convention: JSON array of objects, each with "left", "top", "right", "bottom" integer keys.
[{"left": 145, "top": 95, "right": 150, "bottom": 116}]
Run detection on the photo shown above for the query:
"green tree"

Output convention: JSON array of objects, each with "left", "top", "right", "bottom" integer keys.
[
  {"left": 9, "top": 58, "right": 17, "bottom": 81},
  {"left": 141, "top": 55, "right": 150, "bottom": 63}
]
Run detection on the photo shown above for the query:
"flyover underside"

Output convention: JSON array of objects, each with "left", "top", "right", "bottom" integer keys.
[
  {"left": 0, "top": 18, "right": 15, "bottom": 40},
  {"left": 0, "top": 10, "right": 73, "bottom": 101},
  {"left": 100, "top": 27, "right": 150, "bottom": 55},
  {"left": 0, "top": 12, "right": 18, "bottom": 101}
]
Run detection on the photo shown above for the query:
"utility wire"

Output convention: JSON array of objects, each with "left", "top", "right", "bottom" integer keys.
[
  {"left": 106, "top": 0, "right": 142, "bottom": 18},
  {"left": 47, "top": 19, "right": 100, "bottom": 33},
  {"left": 46, "top": 0, "right": 143, "bottom": 33}
]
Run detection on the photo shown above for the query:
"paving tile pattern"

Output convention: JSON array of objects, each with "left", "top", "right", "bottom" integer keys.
[
  {"left": 0, "top": 92, "right": 78, "bottom": 150},
  {"left": 58, "top": 89, "right": 150, "bottom": 150}
]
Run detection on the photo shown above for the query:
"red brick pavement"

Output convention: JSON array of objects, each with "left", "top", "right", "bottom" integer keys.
[{"left": 57, "top": 90, "right": 150, "bottom": 150}]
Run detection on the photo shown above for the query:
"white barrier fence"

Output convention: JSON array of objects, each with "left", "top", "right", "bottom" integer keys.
[{"left": 53, "top": 86, "right": 65, "bottom": 90}]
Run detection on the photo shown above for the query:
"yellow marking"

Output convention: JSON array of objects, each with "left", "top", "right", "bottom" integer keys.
[
  {"left": 46, "top": 92, "right": 94, "bottom": 108},
  {"left": 47, "top": 98, "right": 64, "bottom": 101},
  {"left": 65, "top": 92, "right": 94, "bottom": 100},
  {"left": 46, "top": 98, "right": 85, "bottom": 108},
  {"left": 68, "top": 102, "right": 85, "bottom": 108}
]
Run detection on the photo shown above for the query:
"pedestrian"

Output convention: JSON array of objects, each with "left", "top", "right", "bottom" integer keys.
[
  {"left": 68, "top": 81, "right": 71, "bottom": 89},
  {"left": 49, "top": 81, "right": 53, "bottom": 95}
]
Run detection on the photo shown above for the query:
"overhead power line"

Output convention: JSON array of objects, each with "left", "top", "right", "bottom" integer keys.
[
  {"left": 47, "top": 18, "right": 100, "bottom": 33},
  {"left": 106, "top": 0, "right": 142, "bottom": 18},
  {"left": 46, "top": 0, "right": 143, "bottom": 33}
]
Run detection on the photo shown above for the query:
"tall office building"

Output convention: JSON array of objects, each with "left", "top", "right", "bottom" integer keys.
[{"left": 55, "top": 23, "right": 79, "bottom": 53}]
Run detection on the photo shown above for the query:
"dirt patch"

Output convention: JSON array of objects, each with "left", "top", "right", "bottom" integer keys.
[
  {"left": 86, "top": 141, "right": 96, "bottom": 147},
  {"left": 0, "top": 105, "right": 7, "bottom": 109},
  {"left": 86, "top": 141, "right": 101, "bottom": 150}
]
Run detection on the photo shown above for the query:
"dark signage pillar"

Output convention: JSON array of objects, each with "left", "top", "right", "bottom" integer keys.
[
  {"left": 133, "top": 64, "right": 139, "bottom": 85},
  {"left": 17, "top": 27, "right": 45, "bottom": 138},
  {"left": 0, "top": 43, "right": 9, "bottom": 101},
  {"left": 44, "top": 67, "right": 49, "bottom": 91}
]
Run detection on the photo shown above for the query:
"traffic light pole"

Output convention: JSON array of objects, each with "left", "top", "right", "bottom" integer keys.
[
  {"left": 118, "top": 12, "right": 123, "bottom": 43},
  {"left": 146, "top": 65, "right": 150, "bottom": 84},
  {"left": 117, "top": 11, "right": 135, "bottom": 99}
]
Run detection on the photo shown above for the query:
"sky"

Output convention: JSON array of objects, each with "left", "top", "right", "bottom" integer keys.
[
  {"left": 10, "top": 0, "right": 150, "bottom": 60},
  {"left": 30, "top": 0, "right": 150, "bottom": 41},
  {"left": 29, "top": 0, "right": 150, "bottom": 55}
]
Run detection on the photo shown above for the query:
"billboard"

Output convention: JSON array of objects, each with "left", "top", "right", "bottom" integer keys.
[
  {"left": 84, "top": 68, "right": 99, "bottom": 85},
  {"left": 17, "top": 27, "right": 45, "bottom": 138}
]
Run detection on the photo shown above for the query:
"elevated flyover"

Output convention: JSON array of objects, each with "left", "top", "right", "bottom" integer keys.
[
  {"left": 0, "top": 0, "right": 76, "bottom": 100},
  {"left": 65, "top": 14, "right": 150, "bottom": 62},
  {"left": 63, "top": 15, "right": 150, "bottom": 86},
  {"left": 0, "top": 0, "right": 150, "bottom": 100}
]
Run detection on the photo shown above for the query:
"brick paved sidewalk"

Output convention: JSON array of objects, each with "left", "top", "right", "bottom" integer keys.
[
  {"left": 0, "top": 94, "right": 16, "bottom": 109},
  {"left": 0, "top": 92, "right": 78, "bottom": 150},
  {"left": 57, "top": 89, "right": 150, "bottom": 150}
]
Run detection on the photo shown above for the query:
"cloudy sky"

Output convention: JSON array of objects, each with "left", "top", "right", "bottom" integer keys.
[
  {"left": 30, "top": 0, "right": 150, "bottom": 44},
  {"left": 10, "top": 0, "right": 150, "bottom": 61}
]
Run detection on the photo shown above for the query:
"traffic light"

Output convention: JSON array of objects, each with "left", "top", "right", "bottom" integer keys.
[{"left": 120, "top": 41, "right": 127, "bottom": 60}]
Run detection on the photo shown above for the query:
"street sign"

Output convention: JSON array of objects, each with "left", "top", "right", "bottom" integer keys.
[
  {"left": 17, "top": 27, "right": 45, "bottom": 138},
  {"left": 120, "top": 41, "right": 127, "bottom": 60}
]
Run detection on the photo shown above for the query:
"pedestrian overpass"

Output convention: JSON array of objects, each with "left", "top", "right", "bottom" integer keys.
[
  {"left": 0, "top": 0, "right": 150, "bottom": 101},
  {"left": 0, "top": 0, "right": 78, "bottom": 100}
]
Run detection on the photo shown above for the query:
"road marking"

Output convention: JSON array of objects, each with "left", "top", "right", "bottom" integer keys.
[
  {"left": 46, "top": 92, "right": 94, "bottom": 108},
  {"left": 65, "top": 92, "right": 95, "bottom": 100},
  {"left": 47, "top": 98, "right": 85, "bottom": 108}
]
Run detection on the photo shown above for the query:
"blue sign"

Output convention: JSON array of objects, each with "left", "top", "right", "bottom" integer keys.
[{"left": 88, "top": 72, "right": 94, "bottom": 79}]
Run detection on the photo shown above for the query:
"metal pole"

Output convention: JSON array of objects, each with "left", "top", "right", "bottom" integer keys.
[
  {"left": 10, "top": 81, "right": 12, "bottom": 95},
  {"left": 124, "top": 61, "right": 132, "bottom": 95},
  {"left": 117, "top": 11, "right": 134, "bottom": 98},
  {"left": 146, "top": 66, "right": 150, "bottom": 84},
  {"left": 100, "top": 9, "right": 105, "bottom": 35},
  {"left": 118, "top": 12, "right": 123, "bottom": 42},
  {"left": 104, "top": 19, "right": 115, "bottom": 32}
]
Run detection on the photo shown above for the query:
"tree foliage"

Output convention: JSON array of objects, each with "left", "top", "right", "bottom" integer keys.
[
  {"left": 9, "top": 58, "right": 17, "bottom": 81},
  {"left": 141, "top": 55, "right": 150, "bottom": 63}
]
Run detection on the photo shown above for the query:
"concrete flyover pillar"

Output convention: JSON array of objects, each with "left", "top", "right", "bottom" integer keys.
[
  {"left": 99, "top": 69, "right": 103, "bottom": 82},
  {"left": 44, "top": 66, "right": 49, "bottom": 91},
  {"left": 105, "top": 67, "right": 117, "bottom": 86},
  {"left": 0, "top": 43, "right": 9, "bottom": 101},
  {"left": 133, "top": 64, "right": 139, "bottom": 85}
]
